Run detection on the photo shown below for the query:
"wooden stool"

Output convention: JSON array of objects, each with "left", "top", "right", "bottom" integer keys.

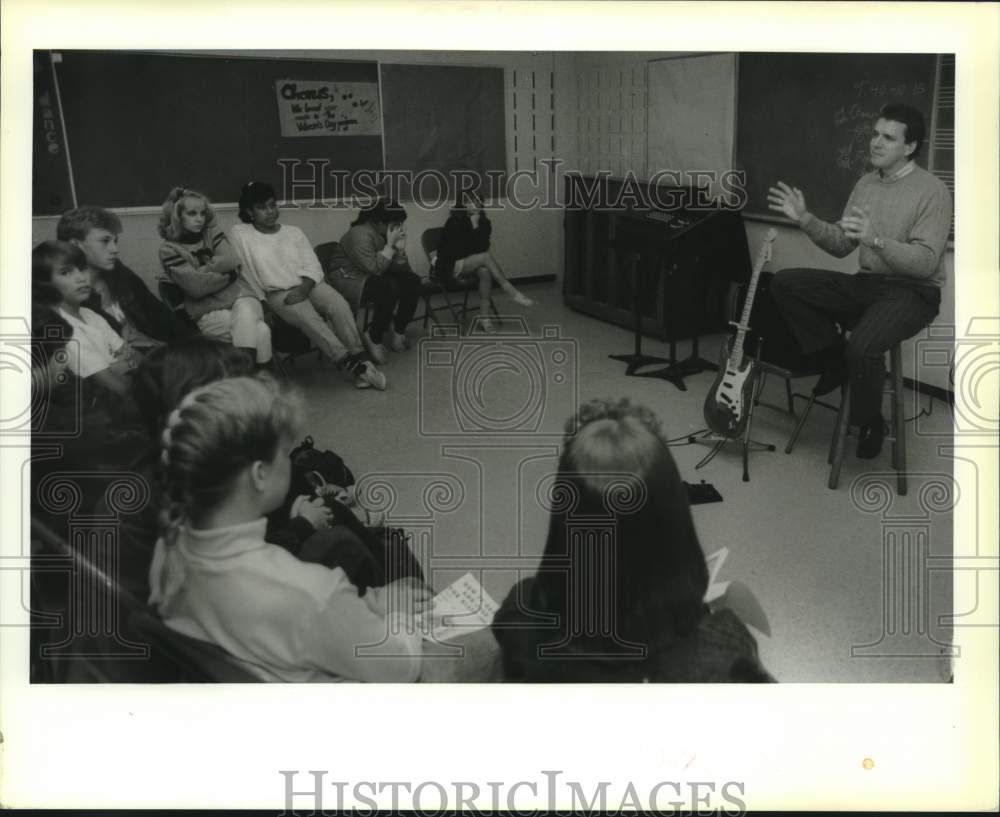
[{"left": 828, "top": 342, "right": 907, "bottom": 494}]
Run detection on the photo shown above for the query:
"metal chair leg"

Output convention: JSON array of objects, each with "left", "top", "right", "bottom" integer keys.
[
  {"left": 891, "top": 344, "right": 907, "bottom": 495},
  {"left": 270, "top": 351, "right": 289, "bottom": 379},
  {"left": 785, "top": 391, "right": 817, "bottom": 454},
  {"left": 828, "top": 382, "right": 850, "bottom": 489}
]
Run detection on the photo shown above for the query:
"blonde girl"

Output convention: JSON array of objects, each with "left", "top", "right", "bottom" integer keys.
[
  {"left": 149, "top": 375, "right": 427, "bottom": 682},
  {"left": 158, "top": 186, "right": 272, "bottom": 366}
]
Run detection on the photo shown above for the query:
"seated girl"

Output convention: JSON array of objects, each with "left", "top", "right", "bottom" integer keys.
[
  {"left": 326, "top": 198, "right": 423, "bottom": 363},
  {"left": 30, "top": 304, "right": 147, "bottom": 576},
  {"left": 228, "top": 181, "right": 385, "bottom": 390},
  {"left": 491, "top": 398, "right": 773, "bottom": 683},
  {"left": 157, "top": 186, "right": 272, "bottom": 367},
  {"left": 436, "top": 191, "right": 534, "bottom": 331},
  {"left": 149, "top": 375, "right": 429, "bottom": 682},
  {"left": 32, "top": 240, "right": 133, "bottom": 397},
  {"left": 128, "top": 337, "right": 425, "bottom": 597}
]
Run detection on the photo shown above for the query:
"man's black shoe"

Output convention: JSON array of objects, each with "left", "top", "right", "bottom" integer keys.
[
  {"left": 812, "top": 358, "right": 847, "bottom": 396},
  {"left": 856, "top": 416, "right": 886, "bottom": 459}
]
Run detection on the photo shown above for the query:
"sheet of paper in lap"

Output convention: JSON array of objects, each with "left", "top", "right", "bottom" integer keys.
[{"left": 414, "top": 573, "right": 500, "bottom": 643}]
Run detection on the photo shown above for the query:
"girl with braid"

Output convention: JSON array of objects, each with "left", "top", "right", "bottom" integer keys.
[{"left": 149, "top": 375, "right": 429, "bottom": 682}]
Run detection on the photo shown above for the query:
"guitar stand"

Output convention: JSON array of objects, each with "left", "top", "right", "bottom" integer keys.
[{"left": 687, "top": 345, "right": 775, "bottom": 482}]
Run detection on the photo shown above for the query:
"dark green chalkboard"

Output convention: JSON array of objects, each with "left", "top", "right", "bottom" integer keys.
[
  {"left": 380, "top": 63, "right": 506, "bottom": 199},
  {"left": 43, "top": 51, "right": 383, "bottom": 212},
  {"left": 736, "top": 53, "right": 938, "bottom": 222}
]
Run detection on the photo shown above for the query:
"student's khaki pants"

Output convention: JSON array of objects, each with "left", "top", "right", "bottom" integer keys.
[
  {"left": 264, "top": 281, "right": 361, "bottom": 364},
  {"left": 197, "top": 297, "right": 273, "bottom": 363}
]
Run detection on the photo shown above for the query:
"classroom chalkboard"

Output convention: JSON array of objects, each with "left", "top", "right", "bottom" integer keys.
[
  {"left": 380, "top": 63, "right": 506, "bottom": 199},
  {"left": 736, "top": 53, "right": 938, "bottom": 222},
  {"left": 32, "top": 52, "right": 75, "bottom": 215},
  {"left": 41, "top": 51, "right": 383, "bottom": 213}
]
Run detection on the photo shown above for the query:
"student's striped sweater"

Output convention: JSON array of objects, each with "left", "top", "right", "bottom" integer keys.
[{"left": 159, "top": 227, "right": 257, "bottom": 320}]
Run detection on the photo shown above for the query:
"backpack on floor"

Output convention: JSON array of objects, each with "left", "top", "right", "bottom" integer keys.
[{"left": 289, "top": 436, "right": 355, "bottom": 497}]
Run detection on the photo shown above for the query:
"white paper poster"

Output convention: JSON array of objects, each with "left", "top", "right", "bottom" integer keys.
[{"left": 274, "top": 79, "right": 381, "bottom": 137}]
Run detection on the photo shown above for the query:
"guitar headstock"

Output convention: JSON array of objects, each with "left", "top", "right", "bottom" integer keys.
[{"left": 755, "top": 228, "right": 778, "bottom": 270}]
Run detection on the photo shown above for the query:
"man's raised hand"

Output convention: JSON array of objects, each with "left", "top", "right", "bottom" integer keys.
[
  {"left": 767, "top": 181, "right": 808, "bottom": 222},
  {"left": 838, "top": 206, "right": 876, "bottom": 247}
]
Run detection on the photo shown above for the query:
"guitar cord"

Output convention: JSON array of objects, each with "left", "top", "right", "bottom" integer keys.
[
  {"left": 663, "top": 431, "right": 701, "bottom": 447},
  {"left": 903, "top": 361, "right": 954, "bottom": 423},
  {"left": 904, "top": 392, "right": 934, "bottom": 423}
]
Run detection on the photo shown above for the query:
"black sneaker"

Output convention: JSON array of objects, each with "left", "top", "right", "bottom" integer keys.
[{"left": 856, "top": 416, "right": 886, "bottom": 459}]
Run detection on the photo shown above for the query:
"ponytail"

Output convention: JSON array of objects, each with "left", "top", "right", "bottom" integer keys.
[
  {"left": 149, "top": 391, "right": 201, "bottom": 609},
  {"left": 148, "top": 377, "right": 303, "bottom": 610}
]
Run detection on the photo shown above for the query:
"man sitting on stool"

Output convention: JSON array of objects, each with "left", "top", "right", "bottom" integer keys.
[{"left": 766, "top": 103, "right": 951, "bottom": 459}]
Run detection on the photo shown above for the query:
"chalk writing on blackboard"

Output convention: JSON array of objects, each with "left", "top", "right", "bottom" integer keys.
[
  {"left": 274, "top": 80, "right": 381, "bottom": 138},
  {"left": 38, "top": 90, "right": 62, "bottom": 155}
]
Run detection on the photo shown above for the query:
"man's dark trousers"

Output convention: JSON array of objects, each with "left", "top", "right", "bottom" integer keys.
[{"left": 770, "top": 268, "right": 940, "bottom": 424}]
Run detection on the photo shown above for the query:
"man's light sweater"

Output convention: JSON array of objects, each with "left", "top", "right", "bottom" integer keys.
[{"left": 799, "top": 164, "right": 951, "bottom": 288}]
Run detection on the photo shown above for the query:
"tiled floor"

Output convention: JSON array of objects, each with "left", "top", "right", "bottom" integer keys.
[{"left": 286, "top": 282, "right": 956, "bottom": 682}]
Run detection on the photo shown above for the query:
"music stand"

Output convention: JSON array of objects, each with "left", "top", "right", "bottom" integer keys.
[
  {"left": 629, "top": 251, "right": 714, "bottom": 390},
  {"left": 608, "top": 240, "right": 708, "bottom": 391},
  {"left": 633, "top": 214, "right": 721, "bottom": 386},
  {"left": 607, "top": 248, "right": 675, "bottom": 376}
]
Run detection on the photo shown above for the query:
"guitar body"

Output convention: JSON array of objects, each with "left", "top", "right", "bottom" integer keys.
[
  {"left": 701, "top": 228, "right": 776, "bottom": 439},
  {"left": 703, "top": 341, "right": 755, "bottom": 437}
]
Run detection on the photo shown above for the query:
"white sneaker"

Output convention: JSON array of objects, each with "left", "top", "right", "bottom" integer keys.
[
  {"left": 353, "top": 360, "right": 387, "bottom": 391},
  {"left": 387, "top": 330, "right": 408, "bottom": 352},
  {"left": 361, "top": 331, "right": 388, "bottom": 365},
  {"left": 511, "top": 291, "right": 535, "bottom": 307},
  {"left": 476, "top": 317, "right": 495, "bottom": 333}
]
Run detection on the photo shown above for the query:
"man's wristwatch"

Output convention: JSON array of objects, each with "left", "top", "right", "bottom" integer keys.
[{"left": 872, "top": 234, "right": 885, "bottom": 250}]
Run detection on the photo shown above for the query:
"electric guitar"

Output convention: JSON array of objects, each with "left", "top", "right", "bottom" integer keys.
[{"left": 702, "top": 228, "right": 777, "bottom": 437}]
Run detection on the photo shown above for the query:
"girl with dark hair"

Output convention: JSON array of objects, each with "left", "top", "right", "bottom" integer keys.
[
  {"left": 56, "top": 205, "right": 194, "bottom": 351},
  {"left": 326, "top": 198, "right": 424, "bottom": 362},
  {"left": 436, "top": 192, "right": 534, "bottom": 332},
  {"left": 228, "top": 181, "right": 386, "bottom": 390},
  {"left": 32, "top": 240, "right": 133, "bottom": 396},
  {"left": 491, "top": 398, "right": 771, "bottom": 682}
]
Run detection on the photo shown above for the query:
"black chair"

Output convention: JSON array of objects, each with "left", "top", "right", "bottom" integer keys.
[
  {"left": 157, "top": 278, "right": 187, "bottom": 316},
  {"left": 314, "top": 240, "right": 378, "bottom": 335},
  {"left": 30, "top": 517, "right": 258, "bottom": 683},
  {"left": 420, "top": 227, "right": 499, "bottom": 331}
]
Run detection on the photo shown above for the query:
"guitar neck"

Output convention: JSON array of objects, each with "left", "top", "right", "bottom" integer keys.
[{"left": 728, "top": 232, "right": 775, "bottom": 367}]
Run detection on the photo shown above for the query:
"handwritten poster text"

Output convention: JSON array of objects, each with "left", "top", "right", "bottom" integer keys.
[{"left": 275, "top": 79, "right": 381, "bottom": 137}]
